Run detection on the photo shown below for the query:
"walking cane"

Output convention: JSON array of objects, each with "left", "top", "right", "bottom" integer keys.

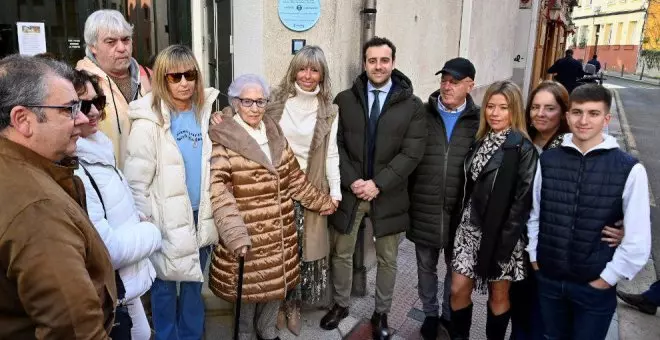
[{"left": 233, "top": 256, "right": 245, "bottom": 340}]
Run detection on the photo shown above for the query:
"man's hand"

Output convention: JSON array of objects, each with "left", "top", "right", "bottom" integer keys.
[
  {"left": 357, "top": 180, "right": 379, "bottom": 201},
  {"left": 350, "top": 179, "right": 366, "bottom": 195},
  {"left": 589, "top": 278, "right": 612, "bottom": 290},
  {"left": 531, "top": 262, "right": 539, "bottom": 271},
  {"left": 602, "top": 220, "right": 624, "bottom": 247},
  {"left": 210, "top": 111, "right": 224, "bottom": 125}
]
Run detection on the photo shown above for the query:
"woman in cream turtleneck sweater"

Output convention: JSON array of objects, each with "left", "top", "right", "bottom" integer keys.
[{"left": 266, "top": 45, "right": 341, "bottom": 335}]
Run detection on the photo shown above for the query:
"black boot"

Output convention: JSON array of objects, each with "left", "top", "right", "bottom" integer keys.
[
  {"left": 449, "top": 304, "right": 472, "bottom": 340},
  {"left": 486, "top": 305, "right": 511, "bottom": 340}
]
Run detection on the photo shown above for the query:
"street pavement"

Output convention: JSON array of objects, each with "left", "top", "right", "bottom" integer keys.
[{"left": 604, "top": 76, "right": 660, "bottom": 340}]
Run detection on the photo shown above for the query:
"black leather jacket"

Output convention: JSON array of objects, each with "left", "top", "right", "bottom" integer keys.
[{"left": 454, "top": 130, "right": 538, "bottom": 276}]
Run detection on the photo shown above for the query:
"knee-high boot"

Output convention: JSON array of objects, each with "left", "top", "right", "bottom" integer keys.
[
  {"left": 449, "top": 304, "right": 473, "bottom": 340},
  {"left": 486, "top": 305, "right": 511, "bottom": 340}
]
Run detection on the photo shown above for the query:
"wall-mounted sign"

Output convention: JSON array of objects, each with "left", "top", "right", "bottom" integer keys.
[
  {"left": 68, "top": 38, "right": 81, "bottom": 50},
  {"left": 16, "top": 22, "right": 47, "bottom": 56},
  {"left": 278, "top": 0, "right": 321, "bottom": 32},
  {"left": 292, "top": 39, "right": 306, "bottom": 55}
]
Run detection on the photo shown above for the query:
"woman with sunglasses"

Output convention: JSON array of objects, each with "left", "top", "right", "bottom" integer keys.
[
  {"left": 123, "top": 45, "right": 220, "bottom": 339},
  {"left": 72, "top": 69, "right": 162, "bottom": 340}
]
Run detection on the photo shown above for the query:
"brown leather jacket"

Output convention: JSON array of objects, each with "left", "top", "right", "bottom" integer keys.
[
  {"left": 208, "top": 112, "right": 334, "bottom": 303},
  {"left": 0, "top": 137, "right": 116, "bottom": 339}
]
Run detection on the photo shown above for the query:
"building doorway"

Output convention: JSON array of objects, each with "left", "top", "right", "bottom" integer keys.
[{"left": 206, "top": 0, "right": 232, "bottom": 107}]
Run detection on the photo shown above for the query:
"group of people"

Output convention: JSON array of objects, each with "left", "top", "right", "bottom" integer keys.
[{"left": 0, "top": 8, "right": 653, "bottom": 340}]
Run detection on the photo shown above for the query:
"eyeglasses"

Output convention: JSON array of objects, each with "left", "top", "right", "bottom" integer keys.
[
  {"left": 81, "top": 95, "right": 107, "bottom": 115},
  {"left": 24, "top": 101, "right": 82, "bottom": 120},
  {"left": 165, "top": 70, "right": 198, "bottom": 84},
  {"left": 236, "top": 97, "right": 268, "bottom": 108}
]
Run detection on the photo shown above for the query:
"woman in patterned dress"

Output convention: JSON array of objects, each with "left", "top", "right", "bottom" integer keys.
[{"left": 449, "top": 80, "right": 538, "bottom": 340}]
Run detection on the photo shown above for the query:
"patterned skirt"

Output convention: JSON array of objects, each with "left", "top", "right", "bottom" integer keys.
[
  {"left": 287, "top": 201, "right": 329, "bottom": 304},
  {"left": 452, "top": 199, "right": 526, "bottom": 289}
]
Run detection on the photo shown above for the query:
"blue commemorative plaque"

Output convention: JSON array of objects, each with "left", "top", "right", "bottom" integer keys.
[{"left": 278, "top": 0, "right": 321, "bottom": 32}]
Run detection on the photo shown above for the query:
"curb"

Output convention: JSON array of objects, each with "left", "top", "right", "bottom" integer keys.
[
  {"left": 611, "top": 89, "right": 640, "bottom": 158},
  {"left": 606, "top": 73, "right": 660, "bottom": 87}
]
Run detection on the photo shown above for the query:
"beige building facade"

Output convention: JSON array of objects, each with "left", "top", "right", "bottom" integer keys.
[{"left": 192, "top": 0, "right": 530, "bottom": 104}]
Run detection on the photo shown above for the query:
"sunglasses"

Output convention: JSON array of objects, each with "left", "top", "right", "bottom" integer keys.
[
  {"left": 81, "top": 95, "right": 107, "bottom": 115},
  {"left": 165, "top": 70, "right": 198, "bottom": 84}
]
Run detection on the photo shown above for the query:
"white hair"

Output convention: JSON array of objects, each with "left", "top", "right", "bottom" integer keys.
[
  {"left": 84, "top": 10, "right": 133, "bottom": 53},
  {"left": 227, "top": 74, "right": 271, "bottom": 100}
]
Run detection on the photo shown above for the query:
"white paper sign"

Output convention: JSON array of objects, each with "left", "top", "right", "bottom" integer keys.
[{"left": 17, "top": 22, "right": 47, "bottom": 56}]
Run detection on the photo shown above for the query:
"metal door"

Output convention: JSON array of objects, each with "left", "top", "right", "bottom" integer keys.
[{"left": 206, "top": 0, "right": 232, "bottom": 108}]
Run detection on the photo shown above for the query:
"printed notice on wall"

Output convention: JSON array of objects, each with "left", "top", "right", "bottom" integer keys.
[{"left": 17, "top": 22, "right": 47, "bottom": 56}]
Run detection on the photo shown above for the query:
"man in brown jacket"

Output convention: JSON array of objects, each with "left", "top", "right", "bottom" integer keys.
[{"left": 0, "top": 55, "right": 117, "bottom": 339}]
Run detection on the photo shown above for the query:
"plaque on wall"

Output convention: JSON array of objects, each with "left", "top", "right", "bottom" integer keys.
[{"left": 278, "top": 0, "right": 321, "bottom": 32}]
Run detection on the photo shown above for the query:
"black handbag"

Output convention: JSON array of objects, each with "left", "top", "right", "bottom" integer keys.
[{"left": 81, "top": 164, "right": 133, "bottom": 339}]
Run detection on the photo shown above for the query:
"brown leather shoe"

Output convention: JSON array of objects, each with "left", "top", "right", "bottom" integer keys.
[
  {"left": 287, "top": 302, "right": 302, "bottom": 335},
  {"left": 320, "top": 304, "right": 349, "bottom": 330}
]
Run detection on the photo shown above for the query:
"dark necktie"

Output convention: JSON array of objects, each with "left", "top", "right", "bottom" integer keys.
[
  {"left": 367, "top": 89, "right": 381, "bottom": 178},
  {"left": 369, "top": 89, "right": 381, "bottom": 137}
]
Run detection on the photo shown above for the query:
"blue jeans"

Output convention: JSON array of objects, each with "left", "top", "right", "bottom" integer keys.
[
  {"left": 536, "top": 271, "right": 616, "bottom": 340},
  {"left": 642, "top": 280, "right": 660, "bottom": 306},
  {"left": 151, "top": 211, "right": 212, "bottom": 340}
]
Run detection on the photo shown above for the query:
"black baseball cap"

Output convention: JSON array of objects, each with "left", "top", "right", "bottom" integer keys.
[{"left": 435, "top": 57, "right": 476, "bottom": 80}]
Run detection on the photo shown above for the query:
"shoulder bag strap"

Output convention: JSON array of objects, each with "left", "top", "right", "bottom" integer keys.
[{"left": 79, "top": 163, "right": 127, "bottom": 303}]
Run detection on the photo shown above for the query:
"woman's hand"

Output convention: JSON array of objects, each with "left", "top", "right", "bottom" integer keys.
[
  {"left": 602, "top": 220, "right": 624, "bottom": 247},
  {"left": 320, "top": 198, "right": 337, "bottom": 216},
  {"left": 210, "top": 111, "right": 224, "bottom": 126},
  {"left": 234, "top": 245, "right": 248, "bottom": 257}
]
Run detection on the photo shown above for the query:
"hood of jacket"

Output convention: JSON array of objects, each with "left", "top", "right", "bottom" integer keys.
[
  {"left": 561, "top": 133, "right": 619, "bottom": 155},
  {"left": 209, "top": 107, "right": 287, "bottom": 175},
  {"left": 75, "top": 131, "right": 116, "bottom": 167},
  {"left": 128, "top": 88, "right": 220, "bottom": 128},
  {"left": 350, "top": 68, "right": 414, "bottom": 109}
]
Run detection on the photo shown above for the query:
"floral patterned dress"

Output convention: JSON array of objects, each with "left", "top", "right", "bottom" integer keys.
[
  {"left": 452, "top": 128, "right": 526, "bottom": 284},
  {"left": 289, "top": 202, "right": 328, "bottom": 304}
]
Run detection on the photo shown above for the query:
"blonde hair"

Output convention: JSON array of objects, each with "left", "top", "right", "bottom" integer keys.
[
  {"left": 151, "top": 45, "right": 205, "bottom": 122},
  {"left": 476, "top": 80, "right": 529, "bottom": 140},
  {"left": 275, "top": 45, "right": 332, "bottom": 104}
]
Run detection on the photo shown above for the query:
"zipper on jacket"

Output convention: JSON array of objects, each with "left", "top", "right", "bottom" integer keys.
[
  {"left": 277, "top": 173, "right": 287, "bottom": 293},
  {"left": 106, "top": 76, "right": 122, "bottom": 135},
  {"left": 568, "top": 155, "right": 585, "bottom": 273}
]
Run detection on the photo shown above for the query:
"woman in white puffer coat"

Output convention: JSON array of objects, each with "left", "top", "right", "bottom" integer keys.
[{"left": 72, "top": 70, "right": 162, "bottom": 340}]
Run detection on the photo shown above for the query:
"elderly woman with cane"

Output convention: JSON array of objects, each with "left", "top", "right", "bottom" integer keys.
[{"left": 208, "top": 74, "right": 336, "bottom": 340}]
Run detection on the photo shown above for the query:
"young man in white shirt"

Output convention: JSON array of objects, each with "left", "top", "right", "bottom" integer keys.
[{"left": 526, "top": 84, "right": 651, "bottom": 339}]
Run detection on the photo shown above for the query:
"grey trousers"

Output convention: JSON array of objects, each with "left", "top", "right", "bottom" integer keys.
[
  {"left": 330, "top": 201, "right": 401, "bottom": 313},
  {"left": 415, "top": 243, "right": 452, "bottom": 320},
  {"left": 237, "top": 300, "right": 280, "bottom": 340}
]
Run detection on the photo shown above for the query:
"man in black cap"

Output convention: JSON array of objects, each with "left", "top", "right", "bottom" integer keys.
[{"left": 407, "top": 57, "right": 481, "bottom": 340}]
